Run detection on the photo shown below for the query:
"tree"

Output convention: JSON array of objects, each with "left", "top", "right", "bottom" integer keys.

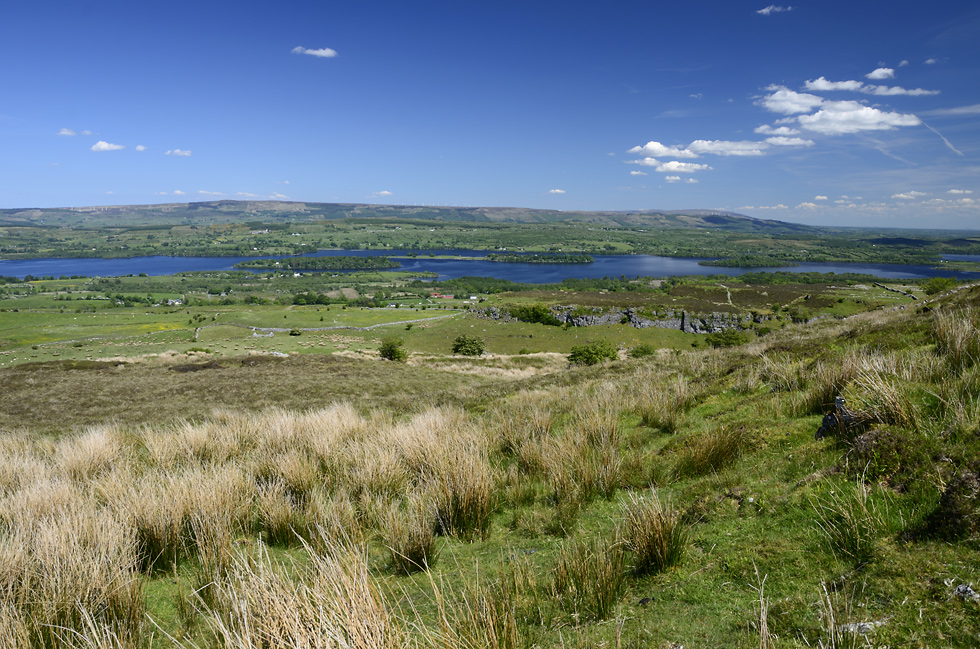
[
  {"left": 378, "top": 336, "right": 407, "bottom": 362},
  {"left": 568, "top": 340, "right": 618, "bottom": 365},
  {"left": 452, "top": 334, "right": 486, "bottom": 356}
]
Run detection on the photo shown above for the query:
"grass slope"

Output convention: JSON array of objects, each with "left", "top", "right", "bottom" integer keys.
[{"left": 0, "top": 283, "right": 977, "bottom": 648}]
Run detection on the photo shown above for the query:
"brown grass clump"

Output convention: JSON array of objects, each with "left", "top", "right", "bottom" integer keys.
[
  {"left": 934, "top": 307, "right": 980, "bottom": 371},
  {"left": 674, "top": 426, "right": 747, "bottom": 478},
  {"left": 552, "top": 536, "right": 626, "bottom": 622},
  {"left": 621, "top": 489, "right": 690, "bottom": 575}
]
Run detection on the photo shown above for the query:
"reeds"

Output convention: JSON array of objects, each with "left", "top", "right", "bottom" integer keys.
[
  {"left": 812, "top": 480, "right": 892, "bottom": 566},
  {"left": 674, "top": 426, "right": 746, "bottom": 478},
  {"left": 552, "top": 537, "right": 626, "bottom": 622}
]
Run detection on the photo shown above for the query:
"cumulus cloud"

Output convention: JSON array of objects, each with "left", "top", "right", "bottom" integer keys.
[
  {"left": 629, "top": 170, "right": 647, "bottom": 176},
  {"left": 198, "top": 190, "right": 223, "bottom": 196},
  {"left": 628, "top": 157, "right": 661, "bottom": 167},
  {"left": 925, "top": 58, "right": 938, "bottom": 65},
  {"left": 270, "top": 193, "right": 289, "bottom": 200},
  {"left": 796, "top": 202, "right": 818, "bottom": 209},
  {"left": 866, "top": 67, "right": 895, "bottom": 80},
  {"left": 82, "top": 130, "right": 92, "bottom": 135},
  {"left": 797, "top": 100, "right": 921, "bottom": 134},
  {"left": 947, "top": 189, "right": 973, "bottom": 194},
  {"left": 805, "top": 77, "right": 864, "bottom": 92},
  {"left": 815, "top": 195, "right": 828, "bottom": 200},
  {"left": 58, "top": 128, "right": 76, "bottom": 136},
  {"left": 760, "top": 86, "right": 824, "bottom": 114},
  {"left": 628, "top": 141, "right": 697, "bottom": 158},
  {"left": 174, "top": 190, "right": 185, "bottom": 195},
  {"left": 292, "top": 46, "right": 338, "bottom": 58},
  {"left": 892, "top": 191, "right": 928, "bottom": 199},
  {"left": 754, "top": 124, "right": 800, "bottom": 135},
  {"left": 756, "top": 5, "right": 792, "bottom": 15},
  {"left": 135, "top": 145, "right": 146, "bottom": 151},
  {"left": 656, "top": 161, "right": 711, "bottom": 173},
  {"left": 689, "top": 139, "right": 768, "bottom": 156},
  {"left": 666, "top": 176, "right": 698, "bottom": 184},
  {"left": 375, "top": 190, "right": 393, "bottom": 196},
  {"left": 765, "top": 136, "right": 815, "bottom": 146},
  {"left": 548, "top": 189, "right": 566, "bottom": 194},
  {"left": 91, "top": 141, "right": 125, "bottom": 151},
  {"left": 165, "top": 149, "right": 192, "bottom": 156}
]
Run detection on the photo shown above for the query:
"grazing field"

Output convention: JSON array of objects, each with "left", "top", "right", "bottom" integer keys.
[{"left": 0, "top": 275, "right": 978, "bottom": 647}]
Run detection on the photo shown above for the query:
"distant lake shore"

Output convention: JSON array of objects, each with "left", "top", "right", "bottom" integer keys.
[{"left": 2, "top": 250, "right": 979, "bottom": 282}]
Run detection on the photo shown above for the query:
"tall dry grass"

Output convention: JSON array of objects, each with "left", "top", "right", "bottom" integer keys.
[{"left": 621, "top": 488, "right": 690, "bottom": 575}]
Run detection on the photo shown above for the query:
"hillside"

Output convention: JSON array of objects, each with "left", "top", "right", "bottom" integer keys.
[
  {"left": 0, "top": 279, "right": 978, "bottom": 647},
  {"left": 0, "top": 199, "right": 817, "bottom": 234}
]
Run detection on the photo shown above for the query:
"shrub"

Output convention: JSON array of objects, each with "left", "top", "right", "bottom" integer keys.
[
  {"left": 378, "top": 336, "right": 407, "bottom": 362},
  {"left": 568, "top": 340, "right": 617, "bottom": 365},
  {"left": 288, "top": 328, "right": 301, "bottom": 336},
  {"left": 622, "top": 489, "right": 690, "bottom": 575},
  {"left": 704, "top": 329, "right": 748, "bottom": 348},
  {"left": 452, "top": 334, "right": 486, "bottom": 356},
  {"left": 510, "top": 303, "right": 562, "bottom": 326},
  {"left": 630, "top": 342, "right": 657, "bottom": 358},
  {"left": 922, "top": 276, "right": 958, "bottom": 295}
]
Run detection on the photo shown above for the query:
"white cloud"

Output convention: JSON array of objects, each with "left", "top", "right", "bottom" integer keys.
[
  {"left": 899, "top": 60, "right": 909, "bottom": 67},
  {"left": 655, "top": 161, "right": 712, "bottom": 173},
  {"left": 81, "top": 130, "right": 92, "bottom": 135},
  {"left": 666, "top": 176, "right": 698, "bottom": 184},
  {"left": 924, "top": 103, "right": 980, "bottom": 117},
  {"left": 58, "top": 128, "right": 76, "bottom": 136},
  {"left": 866, "top": 68, "right": 895, "bottom": 80},
  {"left": 756, "top": 5, "right": 792, "bottom": 15},
  {"left": 91, "top": 141, "right": 125, "bottom": 151},
  {"left": 805, "top": 77, "right": 864, "bottom": 92},
  {"left": 805, "top": 76, "right": 938, "bottom": 97},
  {"left": 760, "top": 86, "right": 824, "bottom": 114},
  {"left": 135, "top": 145, "right": 146, "bottom": 151},
  {"left": 925, "top": 58, "right": 937, "bottom": 65},
  {"left": 948, "top": 189, "right": 973, "bottom": 194},
  {"left": 375, "top": 190, "right": 393, "bottom": 196},
  {"left": 757, "top": 204, "right": 789, "bottom": 210},
  {"left": 892, "top": 191, "right": 928, "bottom": 199},
  {"left": 628, "top": 141, "right": 697, "bottom": 158},
  {"left": 754, "top": 124, "right": 800, "bottom": 135},
  {"left": 174, "top": 190, "right": 185, "bottom": 195},
  {"left": 629, "top": 170, "right": 647, "bottom": 176},
  {"left": 198, "top": 190, "right": 223, "bottom": 196},
  {"left": 548, "top": 189, "right": 566, "bottom": 194},
  {"left": 270, "top": 193, "right": 289, "bottom": 200},
  {"left": 628, "top": 157, "right": 661, "bottom": 167},
  {"left": 796, "top": 202, "right": 818, "bottom": 209},
  {"left": 236, "top": 192, "right": 260, "bottom": 198},
  {"left": 765, "top": 136, "right": 815, "bottom": 146},
  {"left": 815, "top": 195, "right": 828, "bottom": 201},
  {"left": 797, "top": 100, "right": 921, "bottom": 134},
  {"left": 292, "top": 46, "right": 338, "bottom": 58},
  {"left": 165, "top": 149, "right": 192, "bottom": 156},
  {"left": 689, "top": 139, "right": 768, "bottom": 156},
  {"left": 865, "top": 84, "right": 939, "bottom": 96}
]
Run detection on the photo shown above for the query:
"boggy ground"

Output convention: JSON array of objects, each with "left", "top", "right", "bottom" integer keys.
[{"left": 0, "top": 285, "right": 978, "bottom": 648}]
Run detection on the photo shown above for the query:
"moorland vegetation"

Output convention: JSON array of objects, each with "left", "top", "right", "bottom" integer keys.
[{"left": 1, "top": 260, "right": 978, "bottom": 647}]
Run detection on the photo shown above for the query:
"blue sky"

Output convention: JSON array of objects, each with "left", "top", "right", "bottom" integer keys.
[{"left": 2, "top": 0, "right": 978, "bottom": 229}]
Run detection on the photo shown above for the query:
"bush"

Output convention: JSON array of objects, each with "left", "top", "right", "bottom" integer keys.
[
  {"left": 630, "top": 343, "right": 657, "bottom": 358},
  {"left": 510, "top": 304, "right": 562, "bottom": 326},
  {"left": 378, "top": 336, "right": 407, "bottom": 362},
  {"left": 704, "top": 329, "right": 748, "bottom": 348},
  {"left": 922, "top": 276, "right": 958, "bottom": 295},
  {"left": 451, "top": 334, "right": 486, "bottom": 356},
  {"left": 568, "top": 340, "right": 618, "bottom": 365}
]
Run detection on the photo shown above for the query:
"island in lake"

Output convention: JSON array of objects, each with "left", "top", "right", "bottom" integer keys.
[{"left": 486, "top": 253, "right": 593, "bottom": 264}]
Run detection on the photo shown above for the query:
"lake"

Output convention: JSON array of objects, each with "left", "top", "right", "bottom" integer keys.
[{"left": 1, "top": 249, "right": 978, "bottom": 282}]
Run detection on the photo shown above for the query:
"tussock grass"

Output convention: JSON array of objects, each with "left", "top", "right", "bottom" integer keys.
[
  {"left": 934, "top": 307, "right": 980, "bottom": 371},
  {"left": 381, "top": 491, "right": 438, "bottom": 573},
  {"left": 635, "top": 373, "right": 691, "bottom": 433},
  {"left": 813, "top": 480, "right": 893, "bottom": 567},
  {"left": 674, "top": 426, "right": 747, "bottom": 478},
  {"left": 552, "top": 536, "right": 626, "bottom": 622},
  {"left": 621, "top": 489, "right": 690, "bottom": 575}
]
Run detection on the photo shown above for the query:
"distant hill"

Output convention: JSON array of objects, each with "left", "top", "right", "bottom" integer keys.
[{"left": 0, "top": 200, "right": 816, "bottom": 234}]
